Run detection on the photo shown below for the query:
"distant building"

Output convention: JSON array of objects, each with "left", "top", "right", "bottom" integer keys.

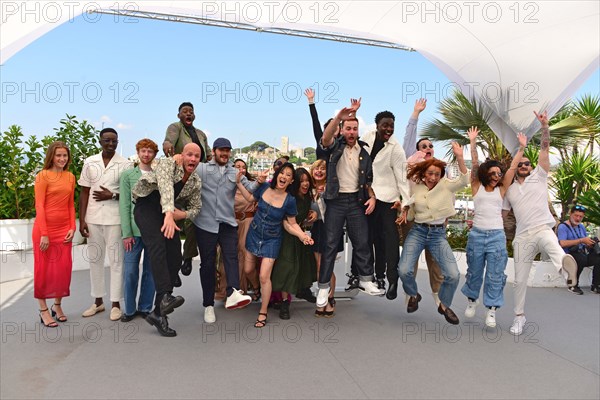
[
  {"left": 294, "top": 148, "right": 304, "bottom": 159},
  {"left": 281, "top": 136, "right": 289, "bottom": 154}
]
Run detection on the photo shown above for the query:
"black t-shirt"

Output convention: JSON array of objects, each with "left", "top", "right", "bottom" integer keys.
[
  {"left": 184, "top": 125, "right": 205, "bottom": 161},
  {"left": 370, "top": 136, "right": 385, "bottom": 161}
]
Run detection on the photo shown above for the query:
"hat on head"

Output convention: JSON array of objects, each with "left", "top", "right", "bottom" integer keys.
[{"left": 213, "top": 137, "right": 232, "bottom": 149}]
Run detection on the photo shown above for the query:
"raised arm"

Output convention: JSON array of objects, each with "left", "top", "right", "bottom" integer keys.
[
  {"left": 403, "top": 98, "right": 427, "bottom": 157},
  {"left": 304, "top": 88, "right": 324, "bottom": 146},
  {"left": 322, "top": 106, "right": 354, "bottom": 148},
  {"left": 500, "top": 132, "right": 527, "bottom": 196},
  {"left": 452, "top": 141, "right": 468, "bottom": 175},
  {"left": 467, "top": 126, "right": 481, "bottom": 193},
  {"left": 534, "top": 110, "right": 551, "bottom": 172}
]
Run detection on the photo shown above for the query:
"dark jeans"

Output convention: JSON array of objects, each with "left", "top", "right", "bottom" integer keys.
[
  {"left": 572, "top": 250, "right": 600, "bottom": 286},
  {"left": 195, "top": 224, "right": 240, "bottom": 307},
  {"left": 369, "top": 200, "right": 400, "bottom": 283},
  {"left": 319, "top": 193, "right": 373, "bottom": 288},
  {"left": 134, "top": 191, "right": 182, "bottom": 309}
]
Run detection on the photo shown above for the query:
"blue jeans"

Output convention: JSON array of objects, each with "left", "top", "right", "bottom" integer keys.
[
  {"left": 461, "top": 228, "right": 508, "bottom": 308},
  {"left": 123, "top": 236, "right": 155, "bottom": 316},
  {"left": 398, "top": 223, "right": 459, "bottom": 307}
]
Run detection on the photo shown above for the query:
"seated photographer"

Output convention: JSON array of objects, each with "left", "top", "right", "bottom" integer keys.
[{"left": 557, "top": 205, "right": 600, "bottom": 294}]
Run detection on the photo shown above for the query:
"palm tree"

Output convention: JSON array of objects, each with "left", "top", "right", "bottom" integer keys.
[
  {"left": 550, "top": 152, "right": 600, "bottom": 219},
  {"left": 423, "top": 90, "right": 591, "bottom": 165}
]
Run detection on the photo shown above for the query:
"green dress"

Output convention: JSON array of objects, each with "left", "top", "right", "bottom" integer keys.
[{"left": 271, "top": 195, "right": 317, "bottom": 294}]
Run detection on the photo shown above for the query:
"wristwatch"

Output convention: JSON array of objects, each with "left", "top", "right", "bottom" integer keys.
[{"left": 111, "top": 193, "right": 118, "bottom": 200}]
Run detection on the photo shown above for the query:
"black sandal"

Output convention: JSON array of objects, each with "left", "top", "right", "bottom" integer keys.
[
  {"left": 51, "top": 303, "right": 67, "bottom": 322},
  {"left": 254, "top": 312, "right": 268, "bottom": 328},
  {"left": 39, "top": 308, "right": 58, "bottom": 328}
]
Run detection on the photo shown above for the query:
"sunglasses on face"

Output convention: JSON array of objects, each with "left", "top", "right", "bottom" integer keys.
[
  {"left": 274, "top": 160, "right": 284, "bottom": 167},
  {"left": 419, "top": 144, "right": 434, "bottom": 149},
  {"left": 574, "top": 205, "right": 586, "bottom": 212},
  {"left": 488, "top": 171, "right": 503, "bottom": 178},
  {"left": 517, "top": 161, "right": 531, "bottom": 167}
]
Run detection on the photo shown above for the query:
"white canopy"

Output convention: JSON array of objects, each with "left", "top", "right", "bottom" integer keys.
[{"left": 2, "top": 1, "right": 598, "bottom": 153}]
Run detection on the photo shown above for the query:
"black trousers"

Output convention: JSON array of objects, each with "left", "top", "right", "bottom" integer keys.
[
  {"left": 134, "top": 191, "right": 182, "bottom": 309},
  {"left": 195, "top": 224, "right": 240, "bottom": 307},
  {"left": 572, "top": 250, "right": 600, "bottom": 286},
  {"left": 319, "top": 193, "right": 373, "bottom": 286},
  {"left": 369, "top": 200, "right": 400, "bottom": 282}
]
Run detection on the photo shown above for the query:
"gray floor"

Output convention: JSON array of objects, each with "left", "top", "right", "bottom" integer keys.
[{"left": 1, "top": 267, "right": 599, "bottom": 400}]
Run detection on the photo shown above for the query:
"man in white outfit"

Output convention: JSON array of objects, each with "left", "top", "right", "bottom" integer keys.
[{"left": 502, "top": 111, "right": 578, "bottom": 336}]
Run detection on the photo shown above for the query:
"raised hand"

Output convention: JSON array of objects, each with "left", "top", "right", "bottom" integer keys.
[
  {"left": 256, "top": 169, "right": 269, "bottom": 184},
  {"left": 414, "top": 98, "right": 427, "bottom": 113},
  {"left": 336, "top": 107, "right": 357, "bottom": 122},
  {"left": 304, "top": 88, "right": 315, "bottom": 103},
  {"left": 517, "top": 132, "right": 527, "bottom": 148},
  {"left": 534, "top": 110, "right": 549, "bottom": 126},
  {"left": 350, "top": 97, "right": 362, "bottom": 111},
  {"left": 467, "top": 126, "right": 479, "bottom": 141},
  {"left": 451, "top": 141, "right": 464, "bottom": 158}
]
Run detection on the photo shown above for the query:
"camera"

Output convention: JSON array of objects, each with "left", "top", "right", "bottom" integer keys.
[{"left": 593, "top": 237, "right": 600, "bottom": 255}]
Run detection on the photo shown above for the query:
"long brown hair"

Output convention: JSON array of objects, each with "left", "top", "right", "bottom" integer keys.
[
  {"left": 407, "top": 158, "right": 446, "bottom": 184},
  {"left": 43, "top": 141, "right": 71, "bottom": 171}
]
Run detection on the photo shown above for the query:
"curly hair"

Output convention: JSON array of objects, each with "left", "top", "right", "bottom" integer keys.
[
  {"left": 375, "top": 110, "right": 395, "bottom": 124},
  {"left": 135, "top": 138, "right": 159, "bottom": 154},
  {"left": 407, "top": 158, "right": 446, "bottom": 184},
  {"left": 478, "top": 160, "right": 504, "bottom": 188}
]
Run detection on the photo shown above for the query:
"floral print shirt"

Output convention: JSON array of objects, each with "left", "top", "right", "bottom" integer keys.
[{"left": 132, "top": 157, "right": 201, "bottom": 220}]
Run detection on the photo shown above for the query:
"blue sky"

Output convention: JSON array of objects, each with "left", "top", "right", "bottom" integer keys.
[{"left": 1, "top": 13, "right": 599, "bottom": 158}]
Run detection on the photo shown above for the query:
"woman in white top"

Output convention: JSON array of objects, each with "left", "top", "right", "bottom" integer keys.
[{"left": 461, "top": 127, "right": 527, "bottom": 327}]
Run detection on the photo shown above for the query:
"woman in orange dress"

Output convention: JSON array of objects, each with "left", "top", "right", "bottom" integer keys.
[{"left": 33, "top": 141, "right": 76, "bottom": 327}]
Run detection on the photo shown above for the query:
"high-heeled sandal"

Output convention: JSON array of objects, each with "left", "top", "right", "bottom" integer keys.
[
  {"left": 323, "top": 297, "right": 335, "bottom": 318},
  {"left": 39, "top": 308, "right": 58, "bottom": 328},
  {"left": 254, "top": 312, "right": 268, "bottom": 328},
  {"left": 51, "top": 303, "right": 67, "bottom": 322}
]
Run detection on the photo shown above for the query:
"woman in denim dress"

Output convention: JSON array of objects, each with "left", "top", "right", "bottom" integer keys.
[{"left": 245, "top": 163, "right": 314, "bottom": 327}]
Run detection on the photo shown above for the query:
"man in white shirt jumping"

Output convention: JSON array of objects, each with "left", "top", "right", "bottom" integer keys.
[{"left": 502, "top": 110, "right": 578, "bottom": 336}]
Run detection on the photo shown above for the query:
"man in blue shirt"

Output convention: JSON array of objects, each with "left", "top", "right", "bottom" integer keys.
[
  {"left": 193, "top": 138, "right": 266, "bottom": 323},
  {"left": 557, "top": 205, "right": 600, "bottom": 294}
]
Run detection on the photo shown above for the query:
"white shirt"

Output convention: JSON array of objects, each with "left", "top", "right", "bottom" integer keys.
[
  {"left": 337, "top": 143, "right": 360, "bottom": 193},
  {"left": 473, "top": 186, "right": 504, "bottom": 230},
  {"left": 362, "top": 130, "right": 410, "bottom": 205},
  {"left": 78, "top": 152, "right": 132, "bottom": 225},
  {"left": 503, "top": 166, "right": 556, "bottom": 236}
]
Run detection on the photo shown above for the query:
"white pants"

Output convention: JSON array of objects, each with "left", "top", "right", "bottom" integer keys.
[
  {"left": 512, "top": 225, "right": 568, "bottom": 315},
  {"left": 87, "top": 224, "right": 124, "bottom": 302}
]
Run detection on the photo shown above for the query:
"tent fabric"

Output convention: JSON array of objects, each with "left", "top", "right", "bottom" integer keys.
[{"left": 2, "top": 1, "right": 598, "bottom": 154}]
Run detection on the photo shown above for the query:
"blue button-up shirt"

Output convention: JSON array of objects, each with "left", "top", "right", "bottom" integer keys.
[{"left": 192, "top": 159, "right": 258, "bottom": 233}]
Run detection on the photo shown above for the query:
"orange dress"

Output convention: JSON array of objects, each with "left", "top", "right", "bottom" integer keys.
[{"left": 32, "top": 170, "right": 76, "bottom": 299}]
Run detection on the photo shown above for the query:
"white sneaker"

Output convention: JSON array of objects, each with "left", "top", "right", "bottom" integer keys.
[
  {"left": 358, "top": 281, "right": 385, "bottom": 296},
  {"left": 432, "top": 292, "right": 441, "bottom": 306},
  {"left": 316, "top": 288, "right": 330, "bottom": 308},
  {"left": 464, "top": 299, "right": 478, "bottom": 318},
  {"left": 204, "top": 306, "right": 216, "bottom": 323},
  {"left": 485, "top": 307, "right": 497, "bottom": 328},
  {"left": 562, "top": 254, "right": 578, "bottom": 287},
  {"left": 509, "top": 315, "right": 526, "bottom": 336},
  {"left": 225, "top": 289, "right": 252, "bottom": 309}
]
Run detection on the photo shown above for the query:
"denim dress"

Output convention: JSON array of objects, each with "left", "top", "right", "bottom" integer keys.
[{"left": 245, "top": 183, "right": 297, "bottom": 259}]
